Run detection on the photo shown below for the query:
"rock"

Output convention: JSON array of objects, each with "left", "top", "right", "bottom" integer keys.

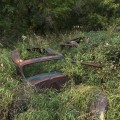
[{"left": 90, "top": 92, "right": 108, "bottom": 120}]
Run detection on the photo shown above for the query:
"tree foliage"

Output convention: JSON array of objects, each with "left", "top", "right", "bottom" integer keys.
[{"left": 0, "top": 0, "right": 120, "bottom": 37}]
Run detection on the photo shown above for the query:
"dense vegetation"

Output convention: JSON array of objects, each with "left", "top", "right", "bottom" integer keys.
[
  {"left": 0, "top": 0, "right": 120, "bottom": 120},
  {"left": 0, "top": 0, "right": 120, "bottom": 38},
  {"left": 0, "top": 30, "right": 120, "bottom": 119}
]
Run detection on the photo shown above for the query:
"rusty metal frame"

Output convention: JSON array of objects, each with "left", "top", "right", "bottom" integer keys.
[
  {"left": 11, "top": 46, "right": 103, "bottom": 90},
  {"left": 11, "top": 49, "right": 69, "bottom": 89}
]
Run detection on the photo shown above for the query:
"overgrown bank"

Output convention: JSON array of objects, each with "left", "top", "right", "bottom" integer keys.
[{"left": 0, "top": 31, "right": 120, "bottom": 120}]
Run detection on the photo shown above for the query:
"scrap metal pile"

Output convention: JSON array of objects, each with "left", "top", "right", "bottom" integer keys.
[
  {"left": 11, "top": 38, "right": 103, "bottom": 89},
  {"left": 11, "top": 38, "right": 108, "bottom": 120}
]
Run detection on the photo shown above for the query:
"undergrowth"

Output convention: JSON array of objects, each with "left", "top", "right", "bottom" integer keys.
[{"left": 0, "top": 31, "right": 120, "bottom": 120}]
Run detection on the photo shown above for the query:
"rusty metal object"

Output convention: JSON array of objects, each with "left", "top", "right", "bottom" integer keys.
[
  {"left": 60, "top": 38, "right": 80, "bottom": 50},
  {"left": 81, "top": 62, "right": 102, "bottom": 68},
  {"left": 72, "top": 61, "right": 103, "bottom": 68},
  {"left": 28, "top": 74, "right": 69, "bottom": 89},
  {"left": 90, "top": 92, "right": 108, "bottom": 120},
  {"left": 60, "top": 38, "right": 103, "bottom": 69},
  {"left": 11, "top": 49, "right": 69, "bottom": 89},
  {"left": 26, "top": 48, "right": 103, "bottom": 69}
]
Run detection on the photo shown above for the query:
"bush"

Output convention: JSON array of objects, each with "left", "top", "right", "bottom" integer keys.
[
  {"left": 0, "top": 0, "right": 120, "bottom": 44},
  {"left": 1, "top": 31, "right": 120, "bottom": 119}
]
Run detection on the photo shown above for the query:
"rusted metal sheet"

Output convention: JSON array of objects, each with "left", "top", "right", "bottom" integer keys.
[
  {"left": 11, "top": 48, "right": 69, "bottom": 89},
  {"left": 28, "top": 74, "right": 69, "bottom": 89},
  {"left": 60, "top": 38, "right": 80, "bottom": 50}
]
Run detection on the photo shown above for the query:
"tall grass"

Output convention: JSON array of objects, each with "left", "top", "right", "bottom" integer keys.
[{"left": 0, "top": 31, "right": 120, "bottom": 120}]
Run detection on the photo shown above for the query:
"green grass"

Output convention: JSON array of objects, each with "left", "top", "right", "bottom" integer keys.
[{"left": 0, "top": 31, "right": 120, "bottom": 120}]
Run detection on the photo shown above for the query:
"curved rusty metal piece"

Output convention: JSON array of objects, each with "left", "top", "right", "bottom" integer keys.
[
  {"left": 11, "top": 50, "right": 25, "bottom": 78},
  {"left": 11, "top": 50, "right": 23, "bottom": 65},
  {"left": 60, "top": 38, "right": 80, "bottom": 50},
  {"left": 28, "top": 74, "right": 69, "bottom": 90},
  {"left": 20, "top": 55, "right": 64, "bottom": 67}
]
